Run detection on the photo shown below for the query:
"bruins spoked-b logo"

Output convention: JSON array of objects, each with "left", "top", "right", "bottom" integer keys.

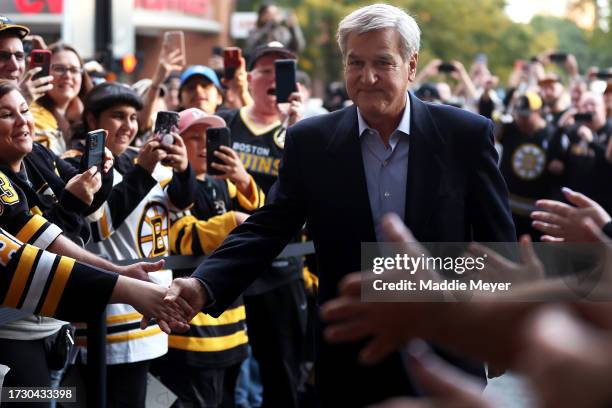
[
  {"left": 137, "top": 201, "right": 169, "bottom": 258},
  {"left": 511, "top": 143, "right": 546, "bottom": 180}
]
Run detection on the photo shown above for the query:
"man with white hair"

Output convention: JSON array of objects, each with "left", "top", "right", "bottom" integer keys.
[{"left": 165, "top": 4, "right": 515, "bottom": 406}]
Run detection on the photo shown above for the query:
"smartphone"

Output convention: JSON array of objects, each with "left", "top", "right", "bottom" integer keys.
[
  {"left": 574, "top": 112, "right": 593, "bottom": 123},
  {"left": 80, "top": 129, "right": 106, "bottom": 173},
  {"left": 163, "top": 31, "right": 186, "bottom": 67},
  {"left": 154, "top": 111, "right": 180, "bottom": 146},
  {"left": 275, "top": 59, "right": 297, "bottom": 103},
  {"left": 206, "top": 127, "right": 231, "bottom": 176},
  {"left": 30, "top": 49, "right": 51, "bottom": 80},
  {"left": 438, "top": 62, "right": 456, "bottom": 73},
  {"left": 223, "top": 47, "right": 242, "bottom": 80},
  {"left": 549, "top": 53, "right": 568, "bottom": 63},
  {"left": 595, "top": 71, "right": 612, "bottom": 80}
]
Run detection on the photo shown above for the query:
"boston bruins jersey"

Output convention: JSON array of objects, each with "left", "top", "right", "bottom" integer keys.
[
  {"left": 218, "top": 107, "right": 285, "bottom": 194},
  {"left": 499, "top": 122, "right": 563, "bottom": 216},
  {"left": 0, "top": 171, "right": 62, "bottom": 250},
  {"left": 0, "top": 227, "right": 118, "bottom": 322},
  {"left": 168, "top": 175, "right": 262, "bottom": 367},
  {"left": 1, "top": 143, "right": 113, "bottom": 245},
  {"left": 64, "top": 148, "right": 196, "bottom": 365}
]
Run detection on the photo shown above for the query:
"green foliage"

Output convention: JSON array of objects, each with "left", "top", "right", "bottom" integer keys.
[{"left": 238, "top": 0, "right": 611, "bottom": 86}]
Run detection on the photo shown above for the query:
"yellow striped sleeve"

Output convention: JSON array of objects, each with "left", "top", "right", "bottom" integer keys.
[
  {"left": 3, "top": 245, "right": 38, "bottom": 308},
  {"left": 15, "top": 214, "right": 47, "bottom": 244},
  {"left": 170, "top": 212, "right": 237, "bottom": 255},
  {"left": 189, "top": 306, "right": 246, "bottom": 326},
  {"left": 39, "top": 256, "right": 75, "bottom": 317},
  {"left": 169, "top": 331, "right": 248, "bottom": 352},
  {"left": 106, "top": 327, "right": 162, "bottom": 344},
  {"left": 232, "top": 176, "right": 265, "bottom": 211},
  {"left": 194, "top": 212, "right": 238, "bottom": 254}
]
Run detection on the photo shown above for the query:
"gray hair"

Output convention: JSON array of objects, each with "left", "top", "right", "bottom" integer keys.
[{"left": 336, "top": 4, "right": 421, "bottom": 61}]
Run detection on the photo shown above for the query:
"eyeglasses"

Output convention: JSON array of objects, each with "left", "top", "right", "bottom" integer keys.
[
  {"left": 51, "top": 64, "right": 83, "bottom": 75},
  {"left": 0, "top": 51, "right": 25, "bottom": 62}
]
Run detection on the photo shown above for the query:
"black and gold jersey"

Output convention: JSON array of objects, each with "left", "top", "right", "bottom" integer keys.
[
  {"left": 0, "top": 143, "right": 113, "bottom": 244},
  {"left": 168, "top": 175, "right": 263, "bottom": 368},
  {"left": 0, "top": 228, "right": 117, "bottom": 322},
  {"left": 498, "top": 122, "right": 563, "bottom": 215},
  {"left": 218, "top": 108, "right": 285, "bottom": 194},
  {"left": 171, "top": 175, "right": 264, "bottom": 256},
  {"left": 0, "top": 170, "right": 62, "bottom": 250}
]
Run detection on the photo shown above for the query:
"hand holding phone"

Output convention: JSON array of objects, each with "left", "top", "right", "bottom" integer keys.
[
  {"left": 275, "top": 59, "right": 297, "bottom": 103},
  {"left": 223, "top": 47, "right": 242, "bottom": 80},
  {"left": 206, "top": 127, "right": 231, "bottom": 176},
  {"left": 163, "top": 31, "right": 186, "bottom": 67},
  {"left": 154, "top": 111, "right": 180, "bottom": 146},
  {"left": 80, "top": 129, "right": 106, "bottom": 173},
  {"left": 574, "top": 113, "right": 593, "bottom": 123},
  {"left": 438, "top": 62, "right": 456, "bottom": 73},
  {"left": 549, "top": 53, "right": 568, "bottom": 63},
  {"left": 30, "top": 50, "right": 51, "bottom": 80}
]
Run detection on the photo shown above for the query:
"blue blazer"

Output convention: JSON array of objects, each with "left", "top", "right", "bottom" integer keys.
[{"left": 193, "top": 93, "right": 516, "bottom": 405}]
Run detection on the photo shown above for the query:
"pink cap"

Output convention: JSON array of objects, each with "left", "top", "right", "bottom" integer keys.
[{"left": 178, "top": 108, "right": 226, "bottom": 134}]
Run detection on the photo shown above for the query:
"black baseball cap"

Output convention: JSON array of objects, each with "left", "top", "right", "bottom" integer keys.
[
  {"left": 0, "top": 16, "right": 29, "bottom": 39},
  {"left": 248, "top": 41, "right": 296, "bottom": 70}
]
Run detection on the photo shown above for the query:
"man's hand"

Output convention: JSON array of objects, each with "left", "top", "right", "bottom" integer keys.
[
  {"left": 20, "top": 67, "right": 53, "bottom": 105},
  {"left": 163, "top": 277, "right": 209, "bottom": 331},
  {"left": 278, "top": 91, "right": 304, "bottom": 126},
  {"left": 531, "top": 188, "right": 611, "bottom": 242},
  {"left": 369, "top": 342, "right": 494, "bottom": 408},
  {"left": 153, "top": 48, "right": 184, "bottom": 87},
  {"left": 467, "top": 234, "right": 545, "bottom": 285},
  {"left": 321, "top": 213, "right": 443, "bottom": 365},
  {"left": 65, "top": 166, "right": 102, "bottom": 205},
  {"left": 118, "top": 259, "right": 166, "bottom": 281}
]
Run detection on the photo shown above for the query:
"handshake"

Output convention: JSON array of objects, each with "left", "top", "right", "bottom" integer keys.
[{"left": 112, "top": 263, "right": 210, "bottom": 334}]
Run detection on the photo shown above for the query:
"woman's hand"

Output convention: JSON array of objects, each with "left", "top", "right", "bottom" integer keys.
[{"left": 65, "top": 166, "right": 102, "bottom": 205}]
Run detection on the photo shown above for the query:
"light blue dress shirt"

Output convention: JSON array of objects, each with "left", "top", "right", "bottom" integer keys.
[{"left": 357, "top": 92, "right": 411, "bottom": 242}]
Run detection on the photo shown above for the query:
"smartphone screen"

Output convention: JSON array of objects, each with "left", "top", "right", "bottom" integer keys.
[
  {"left": 154, "top": 111, "right": 180, "bottom": 146},
  {"left": 81, "top": 129, "right": 106, "bottom": 172},
  {"left": 223, "top": 47, "right": 242, "bottom": 80},
  {"left": 163, "top": 31, "right": 186, "bottom": 67},
  {"left": 574, "top": 113, "right": 593, "bottom": 123},
  {"left": 549, "top": 53, "right": 568, "bottom": 63},
  {"left": 275, "top": 59, "right": 297, "bottom": 103},
  {"left": 30, "top": 50, "right": 51, "bottom": 80},
  {"left": 438, "top": 62, "right": 456, "bottom": 73},
  {"left": 206, "top": 127, "right": 231, "bottom": 176}
]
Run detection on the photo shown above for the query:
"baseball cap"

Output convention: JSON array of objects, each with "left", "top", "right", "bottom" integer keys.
[
  {"left": 179, "top": 65, "right": 222, "bottom": 92},
  {"left": 538, "top": 73, "right": 562, "bottom": 86},
  {"left": 514, "top": 91, "right": 543, "bottom": 116},
  {"left": 84, "top": 82, "right": 144, "bottom": 117},
  {"left": 0, "top": 16, "right": 29, "bottom": 39},
  {"left": 248, "top": 41, "right": 296, "bottom": 70},
  {"left": 415, "top": 83, "right": 440, "bottom": 101},
  {"left": 178, "top": 108, "right": 226, "bottom": 134}
]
